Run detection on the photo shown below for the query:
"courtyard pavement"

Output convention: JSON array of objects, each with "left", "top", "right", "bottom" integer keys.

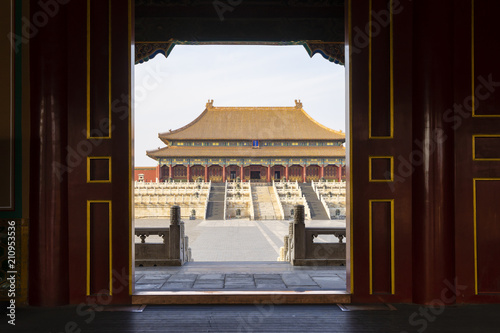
[
  {"left": 134, "top": 218, "right": 347, "bottom": 291},
  {"left": 135, "top": 262, "right": 346, "bottom": 291}
]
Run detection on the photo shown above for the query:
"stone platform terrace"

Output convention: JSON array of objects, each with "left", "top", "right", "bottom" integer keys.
[{"left": 135, "top": 262, "right": 346, "bottom": 291}]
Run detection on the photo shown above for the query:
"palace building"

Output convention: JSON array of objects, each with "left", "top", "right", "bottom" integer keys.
[{"left": 145, "top": 100, "right": 346, "bottom": 183}]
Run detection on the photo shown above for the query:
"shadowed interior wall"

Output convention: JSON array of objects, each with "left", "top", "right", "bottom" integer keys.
[{"left": 18, "top": 0, "right": 500, "bottom": 305}]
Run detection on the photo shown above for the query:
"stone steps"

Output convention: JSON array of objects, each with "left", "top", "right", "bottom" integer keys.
[
  {"left": 298, "top": 183, "right": 330, "bottom": 220},
  {"left": 206, "top": 184, "right": 226, "bottom": 220}
]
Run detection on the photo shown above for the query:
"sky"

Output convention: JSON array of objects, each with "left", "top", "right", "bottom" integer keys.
[{"left": 134, "top": 45, "right": 345, "bottom": 167}]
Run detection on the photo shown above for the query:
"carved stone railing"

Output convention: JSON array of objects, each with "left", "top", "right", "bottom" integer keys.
[
  {"left": 223, "top": 180, "right": 228, "bottom": 220},
  {"left": 311, "top": 180, "right": 347, "bottom": 220},
  {"left": 319, "top": 195, "right": 332, "bottom": 220},
  {"left": 204, "top": 181, "right": 211, "bottom": 220},
  {"left": 284, "top": 205, "right": 346, "bottom": 266},
  {"left": 135, "top": 206, "right": 191, "bottom": 266},
  {"left": 272, "top": 180, "right": 285, "bottom": 220},
  {"left": 249, "top": 181, "right": 255, "bottom": 220}
]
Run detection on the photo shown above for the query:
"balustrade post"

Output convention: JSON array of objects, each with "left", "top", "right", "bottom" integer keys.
[
  {"left": 288, "top": 221, "right": 294, "bottom": 261},
  {"left": 169, "top": 205, "right": 181, "bottom": 261},
  {"left": 283, "top": 235, "right": 289, "bottom": 261},
  {"left": 293, "top": 205, "right": 306, "bottom": 263}
]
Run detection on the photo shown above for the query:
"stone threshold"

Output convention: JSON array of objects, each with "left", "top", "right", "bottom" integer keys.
[{"left": 132, "top": 291, "right": 351, "bottom": 305}]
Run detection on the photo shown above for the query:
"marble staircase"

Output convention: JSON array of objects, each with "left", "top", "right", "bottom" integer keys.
[
  {"left": 206, "top": 183, "right": 225, "bottom": 220},
  {"left": 298, "top": 183, "right": 330, "bottom": 220},
  {"left": 251, "top": 185, "right": 282, "bottom": 220}
]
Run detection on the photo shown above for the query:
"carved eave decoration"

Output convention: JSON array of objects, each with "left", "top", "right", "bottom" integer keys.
[
  {"left": 303, "top": 41, "right": 344, "bottom": 65},
  {"left": 135, "top": 41, "right": 345, "bottom": 65},
  {"left": 135, "top": 40, "right": 176, "bottom": 64}
]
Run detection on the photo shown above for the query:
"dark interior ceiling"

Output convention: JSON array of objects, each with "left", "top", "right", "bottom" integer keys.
[{"left": 135, "top": 0, "right": 345, "bottom": 43}]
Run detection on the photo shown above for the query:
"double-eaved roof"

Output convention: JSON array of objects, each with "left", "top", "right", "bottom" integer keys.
[
  {"left": 158, "top": 100, "right": 345, "bottom": 142},
  {"left": 148, "top": 100, "right": 345, "bottom": 160},
  {"left": 147, "top": 145, "right": 345, "bottom": 159}
]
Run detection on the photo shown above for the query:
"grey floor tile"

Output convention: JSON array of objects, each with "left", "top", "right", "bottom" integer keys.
[
  {"left": 134, "top": 283, "right": 163, "bottom": 290},
  {"left": 139, "top": 274, "right": 171, "bottom": 279},
  {"left": 160, "top": 282, "right": 194, "bottom": 290},
  {"left": 226, "top": 274, "right": 252, "bottom": 278},
  {"left": 282, "top": 273, "right": 318, "bottom": 286},
  {"left": 224, "top": 285, "right": 257, "bottom": 290},
  {"left": 255, "top": 283, "right": 287, "bottom": 289},
  {"left": 192, "top": 282, "right": 224, "bottom": 289},
  {"left": 167, "top": 274, "right": 198, "bottom": 282},
  {"left": 254, "top": 274, "right": 282, "bottom": 279},
  {"left": 197, "top": 273, "right": 224, "bottom": 280},
  {"left": 136, "top": 279, "right": 168, "bottom": 284}
]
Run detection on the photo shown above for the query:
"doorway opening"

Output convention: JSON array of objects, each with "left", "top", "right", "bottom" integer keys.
[
  {"left": 132, "top": 44, "right": 347, "bottom": 293},
  {"left": 250, "top": 171, "right": 261, "bottom": 180}
]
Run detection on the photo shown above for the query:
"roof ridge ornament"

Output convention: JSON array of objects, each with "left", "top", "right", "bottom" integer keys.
[
  {"left": 206, "top": 99, "right": 214, "bottom": 109},
  {"left": 295, "top": 99, "right": 303, "bottom": 108}
]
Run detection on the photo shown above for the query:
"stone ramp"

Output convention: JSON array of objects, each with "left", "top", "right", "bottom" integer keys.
[
  {"left": 299, "top": 183, "right": 330, "bottom": 220},
  {"left": 206, "top": 183, "right": 225, "bottom": 220},
  {"left": 268, "top": 186, "right": 283, "bottom": 219},
  {"left": 251, "top": 185, "right": 281, "bottom": 220}
]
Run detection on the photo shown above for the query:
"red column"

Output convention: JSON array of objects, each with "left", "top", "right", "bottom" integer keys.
[
  {"left": 267, "top": 165, "right": 271, "bottom": 182},
  {"left": 240, "top": 165, "right": 244, "bottom": 181},
  {"left": 285, "top": 165, "right": 289, "bottom": 181},
  {"left": 29, "top": 0, "right": 69, "bottom": 305},
  {"left": 302, "top": 165, "right": 307, "bottom": 183},
  {"left": 186, "top": 165, "right": 190, "bottom": 182},
  {"left": 204, "top": 165, "right": 208, "bottom": 182},
  {"left": 155, "top": 165, "right": 160, "bottom": 182},
  {"left": 413, "top": 0, "right": 456, "bottom": 304},
  {"left": 169, "top": 165, "right": 173, "bottom": 180},
  {"left": 337, "top": 166, "right": 342, "bottom": 182},
  {"left": 222, "top": 165, "right": 226, "bottom": 182},
  {"left": 320, "top": 165, "right": 325, "bottom": 179}
]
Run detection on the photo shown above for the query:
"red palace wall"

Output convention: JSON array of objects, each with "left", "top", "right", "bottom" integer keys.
[{"left": 134, "top": 167, "right": 158, "bottom": 182}]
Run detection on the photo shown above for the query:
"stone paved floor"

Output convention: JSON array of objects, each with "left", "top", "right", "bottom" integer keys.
[
  {"left": 135, "top": 262, "right": 346, "bottom": 291},
  {"left": 134, "top": 218, "right": 347, "bottom": 291}
]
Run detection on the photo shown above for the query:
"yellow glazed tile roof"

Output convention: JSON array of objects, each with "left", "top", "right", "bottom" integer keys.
[
  {"left": 158, "top": 101, "right": 345, "bottom": 142},
  {"left": 147, "top": 145, "right": 346, "bottom": 159}
]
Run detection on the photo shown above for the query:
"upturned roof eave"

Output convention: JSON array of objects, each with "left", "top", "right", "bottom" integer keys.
[
  {"left": 156, "top": 104, "right": 345, "bottom": 141},
  {"left": 146, "top": 149, "right": 346, "bottom": 159},
  {"left": 158, "top": 107, "right": 209, "bottom": 139}
]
